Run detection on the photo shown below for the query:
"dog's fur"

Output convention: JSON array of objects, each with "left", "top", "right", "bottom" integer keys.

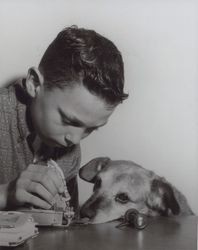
[{"left": 79, "top": 157, "right": 193, "bottom": 224}]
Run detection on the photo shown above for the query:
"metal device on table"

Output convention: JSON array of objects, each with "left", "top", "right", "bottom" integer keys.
[
  {"left": 117, "top": 209, "right": 148, "bottom": 230},
  {"left": 20, "top": 159, "right": 75, "bottom": 227},
  {"left": 0, "top": 211, "right": 38, "bottom": 247}
]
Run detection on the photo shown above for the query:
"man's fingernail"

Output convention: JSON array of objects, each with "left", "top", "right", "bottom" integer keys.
[{"left": 46, "top": 203, "right": 51, "bottom": 209}]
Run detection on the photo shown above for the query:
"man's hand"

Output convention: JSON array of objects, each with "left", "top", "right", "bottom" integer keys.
[{"left": 6, "top": 164, "right": 64, "bottom": 209}]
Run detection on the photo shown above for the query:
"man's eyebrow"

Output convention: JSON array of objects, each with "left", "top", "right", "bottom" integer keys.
[{"left": 58, "top": 107, "right": 107, "bottom": 128}]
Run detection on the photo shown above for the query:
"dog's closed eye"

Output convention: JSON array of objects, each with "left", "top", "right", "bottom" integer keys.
[{"left": 115, "top": 193, "right": 130, "bottom": 204}]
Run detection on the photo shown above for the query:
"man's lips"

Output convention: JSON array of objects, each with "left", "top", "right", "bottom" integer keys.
[
  {"left": 39, "top": 134, "right": 75, "bottom": 149},
  {"left": 56, "top": 141, "right": 75, "bottom": 149}
]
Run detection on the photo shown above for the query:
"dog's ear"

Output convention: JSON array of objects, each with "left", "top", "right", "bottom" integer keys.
[
  {"left": 147, "top": 179, "right": 180, "bottom": 216},
  {"left": 79, "top": 157, "right": 110, "bottom": 183}
]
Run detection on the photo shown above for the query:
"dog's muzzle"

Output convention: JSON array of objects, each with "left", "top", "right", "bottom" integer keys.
[{"left": 80, "top": 205, "right": 97, "bottom": 220}]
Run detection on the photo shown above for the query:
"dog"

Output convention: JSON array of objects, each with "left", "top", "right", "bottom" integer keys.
[{"left": 79, "top": 157, "right": 193, "bottom": 224}]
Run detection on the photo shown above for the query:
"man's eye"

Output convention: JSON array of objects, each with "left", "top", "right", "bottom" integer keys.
[
  {"left": 115, "top": 193, "right": 130, "bottom": 204},
  {"left": 61, "top": 118, "right": 71, "bottom": 126},
  {"left": 62, "top": 120, "right": 68, "bottom": 125}
]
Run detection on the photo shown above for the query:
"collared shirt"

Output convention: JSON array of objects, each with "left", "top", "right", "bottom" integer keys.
[{"left": 0, "top": 79, "right": 81, "bottom": 211}]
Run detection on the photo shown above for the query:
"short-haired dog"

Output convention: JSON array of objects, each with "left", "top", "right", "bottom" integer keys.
[{"left": 79, "top": 157, "right": 193, "bottom": 224}]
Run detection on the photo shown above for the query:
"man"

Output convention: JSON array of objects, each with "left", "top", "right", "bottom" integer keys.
[{"left": 0, "top": 26, "right": 128, "bottom": 215}]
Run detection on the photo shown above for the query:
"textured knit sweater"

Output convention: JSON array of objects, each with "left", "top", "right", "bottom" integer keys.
[{"left": 0, "top": 79, "right": 81, "bottom": 211}]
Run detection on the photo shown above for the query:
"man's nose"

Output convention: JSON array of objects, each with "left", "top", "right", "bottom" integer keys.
[
  {"left": 64, "top": 137, "right": 74, "bottom": 147},
  {"left": 65, "top": 129, "right": 84, "bottom": 145}
]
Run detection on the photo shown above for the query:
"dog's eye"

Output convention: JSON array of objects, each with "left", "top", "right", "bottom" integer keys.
[
  {"left": 93, "top": 178, "right": 102, "bottom": 191},
  {"left": 115, "top": 193, "right": 130, "bottom": 204}
]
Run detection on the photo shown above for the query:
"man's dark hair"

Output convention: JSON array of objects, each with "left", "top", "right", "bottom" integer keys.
[{"left": 39, "top": 26, "right": 128, "bottom": 105}]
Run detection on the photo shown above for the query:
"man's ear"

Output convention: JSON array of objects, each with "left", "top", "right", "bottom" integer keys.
[
  {"left": 79, "top": 157, "right": 110, "bottom": 183},
  {"left": 25, "top": 67, "right": 44, "bottom": 98},
  {"left": 147, "top": 179, "right": 180, "bottom": 216}
]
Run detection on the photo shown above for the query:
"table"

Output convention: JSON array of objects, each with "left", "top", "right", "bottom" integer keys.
[{"left": 0, "top": 216, "right": 197, "bottom": 250}]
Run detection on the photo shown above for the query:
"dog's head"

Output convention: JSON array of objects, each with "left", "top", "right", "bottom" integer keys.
[{"left": 79, "top": 157, "right": 180, "bottom": 224}]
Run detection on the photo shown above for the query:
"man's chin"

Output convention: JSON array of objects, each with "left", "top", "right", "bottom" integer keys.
[
  {"left": 52, "top": 141, "right": 75, "bottom": 150},
  {"left": 40, "top": 138, "right": 65, "bottom": 148}
]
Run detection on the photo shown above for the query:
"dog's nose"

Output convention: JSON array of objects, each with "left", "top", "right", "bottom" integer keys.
[{"left": 80, "top": 207, "right": 96, "bottom": 220}]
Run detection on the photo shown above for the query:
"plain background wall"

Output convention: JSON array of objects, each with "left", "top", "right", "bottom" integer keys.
[{"left": 0, "top": 0, "right": 197, "bottom": 214}]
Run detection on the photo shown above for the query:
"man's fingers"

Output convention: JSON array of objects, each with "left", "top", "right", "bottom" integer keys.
[
  {"left": 16, "top": 189, "right": 51, "bottom": 209},
  {"left": 27, "top": 182, "right": 55, "bottom": 205},
  {"left": 47, "top": 170, "right": 64, "bottom": 193},
  {"left": 21, "top": 166, "right": 63, "bottom": 195},
  {"left": 14, "top": 164, "right": 65, "bottom": 209}
]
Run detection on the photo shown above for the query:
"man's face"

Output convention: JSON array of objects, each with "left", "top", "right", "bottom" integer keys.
[{"left": 30, "top": 84, "right": 115, "bottom": 148}]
